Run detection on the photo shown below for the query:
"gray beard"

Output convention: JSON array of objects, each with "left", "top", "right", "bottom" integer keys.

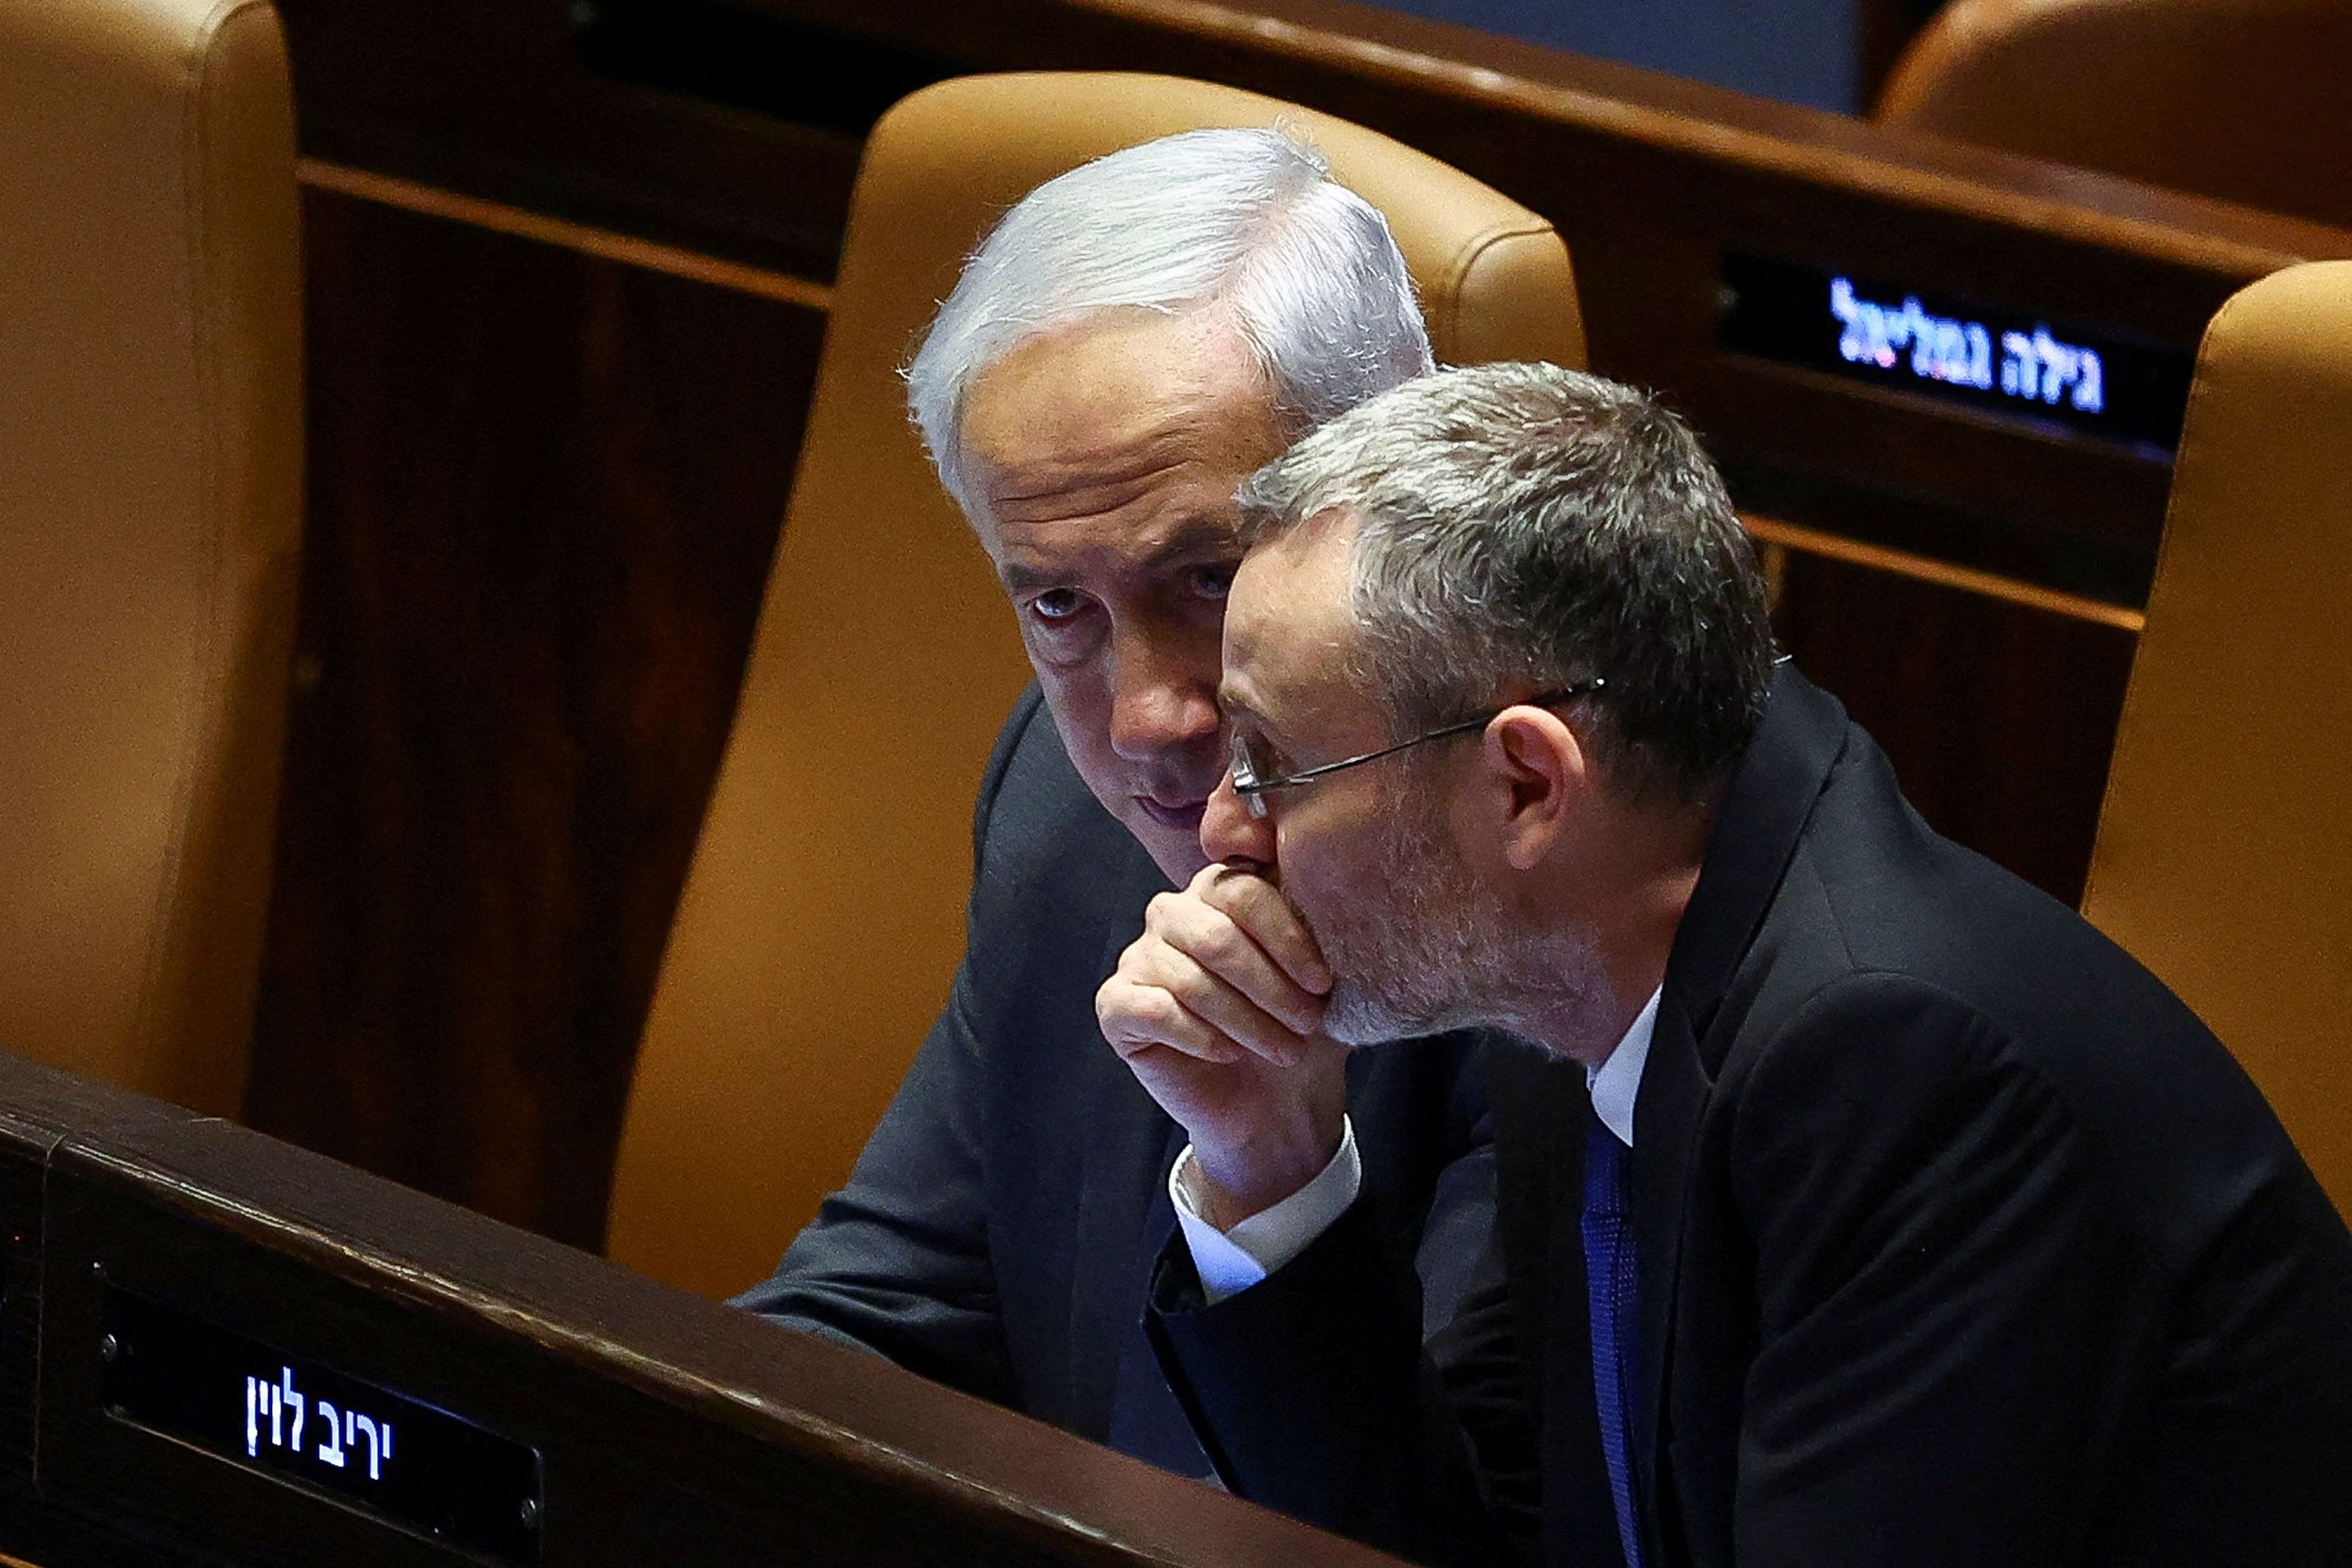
[{"left": 1315, "top": 786, "right": 1586, "bottom": 1048}]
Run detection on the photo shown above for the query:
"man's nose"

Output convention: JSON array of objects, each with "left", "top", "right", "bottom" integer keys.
[
  {"left": 1108, "top": 632, "right": 1220, "bottom": 762},
  {"left": 1200, "top": 770, "right": 1274, "bottom": 870}
]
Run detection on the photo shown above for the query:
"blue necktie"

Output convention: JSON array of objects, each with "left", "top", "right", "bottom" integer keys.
[{"left": 1582, "top": 1106, "right": 1646, "bottom": 1568}]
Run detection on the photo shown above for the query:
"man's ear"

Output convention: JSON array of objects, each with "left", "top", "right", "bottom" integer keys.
[{"left": 1478, "top": 706, "right": 1593, "bottom": 873}]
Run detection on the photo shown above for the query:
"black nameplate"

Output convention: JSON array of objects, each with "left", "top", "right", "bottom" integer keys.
[
  {"left": 1719, "top": 252, "right": 2195, "bottom": 456},
  {"left": 99, "top": 1288, "right": 543, "bottom": 1564}
]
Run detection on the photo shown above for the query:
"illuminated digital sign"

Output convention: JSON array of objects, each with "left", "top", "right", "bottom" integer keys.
[
  {"left": 100, "top": 1288, "right": 543, "bottom": 1563},
  {"left": 1718, "top": 252, "right": 2194, "bottom": 456},
  {"left": 243, "top": 1362, "right": 396, "bottom": 1481}
]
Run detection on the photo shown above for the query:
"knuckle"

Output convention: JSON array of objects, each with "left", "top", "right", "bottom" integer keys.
[
  {"left": 1099, "top": 987, "right": 1177, "bottom": 1054},
  {"left": 1128, "top": 988, "right": 1191, "bottom": 1041},
  {"left": 1157, "top": 963, "right": 1217, "bottom": 1015},
  {"left": 1152, "top": 891, "right": 1220, "bottom": 946},
  {"left": 1190, "top": 919, "right": 1246, "bottom": 970}
]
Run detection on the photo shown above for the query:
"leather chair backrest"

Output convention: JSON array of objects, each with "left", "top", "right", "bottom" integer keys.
[
  {"left": 0, "top": 0, "right": 304, "bottom": 1116},
  {"left": 2082, "top": 260, "right": 2352, "bottom": 1221},
  {"left": 1875, "top": 0, "right": 2352, "bottom": 227},
  {"left": 605, "top": 71, "right": 1586, "bottom": 1297}
]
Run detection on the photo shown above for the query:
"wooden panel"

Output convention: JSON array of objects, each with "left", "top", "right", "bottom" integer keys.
[
  {"left": 245, "top": 185, "right": 824, "bottom": 1247},
  {"left": 1769, "top": 547, "right": 2138, "bottom": 905},
  {"left": 275, "top": 0, "right": 869, "bottom": 281}
]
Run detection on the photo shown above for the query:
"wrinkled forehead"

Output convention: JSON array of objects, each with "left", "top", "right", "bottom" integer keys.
[{"left": 957, "top": 309, "right": 1275, "bottom": 494}]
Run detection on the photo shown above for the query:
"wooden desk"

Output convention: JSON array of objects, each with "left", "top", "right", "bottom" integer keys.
[{"left": 0, "top": 1052, "right": 1400, "bottom": 1567}]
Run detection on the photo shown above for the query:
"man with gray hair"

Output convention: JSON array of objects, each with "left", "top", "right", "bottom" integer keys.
[
  {"left": 735, "top": 126, "right": 1497, "bottom": 1485},
  {"left": 1103, "top": 361, "right": 2352, "bottom": 1564}
]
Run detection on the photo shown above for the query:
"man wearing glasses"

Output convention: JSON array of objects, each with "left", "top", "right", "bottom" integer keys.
[{"left": 1103, "top": 361, "right": 2352, "bottom": 1566}]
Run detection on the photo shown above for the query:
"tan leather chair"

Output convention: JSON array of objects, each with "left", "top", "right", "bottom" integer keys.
[
  {"left": 0, "top": 0, "right": 303, "bottom": 1117},
  {"left": 2081, "top": 260, "right": 2352, "bottom": 1221},
  {"left": 1875, "top": 0, "right": 2352, "bottom": 226},
  {"left": 605, "top": 71, "right": 1586, "bottom": 1298}
]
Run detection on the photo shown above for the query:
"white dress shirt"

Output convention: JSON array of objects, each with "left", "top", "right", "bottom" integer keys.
[
  {"left": 1170, "top": 1117, "right": 1363, "bottom": 1303},
  {"left": 1171, "top": 987, "right": 1664, "bottom": 1301},
  {"left": 1587, "top": 986, "right": 1661, "bottom": 1149}
]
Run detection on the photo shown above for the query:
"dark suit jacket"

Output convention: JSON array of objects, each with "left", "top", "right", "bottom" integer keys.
[
  {"left": 736, "top": 685, "right": 1494, "bottom": 1474},
  {"left": 1152, "top": 669, "right": 2352, "bottom": 1566}
]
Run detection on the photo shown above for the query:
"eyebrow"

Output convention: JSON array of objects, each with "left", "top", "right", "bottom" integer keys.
[
  {"left": 996, "top": 519, "right": 1239, "bottom": 596},
  {"left": 1143, "top": 519, "right": 1241, "bottom": 573},
  {"left": 998, "top": 561, "right": 1065, "bottom": 594},
  {"left": 1218, "top": 682, "right": 1288, "bottom": 753}
]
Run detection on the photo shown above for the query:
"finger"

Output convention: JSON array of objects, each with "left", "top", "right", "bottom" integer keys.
[
  {"left": 1095, "top": 975, "right": 1247, "bottom": 1065},
  {"left": 1196, "top": 863, "right": 1333, "bottom": 996},
  {"left": 1146, "top": 892, "right": 1327, "bottom": 1035},
  {"left": 1146, "top": 946, "right": 1311, "bottom": 1068}
]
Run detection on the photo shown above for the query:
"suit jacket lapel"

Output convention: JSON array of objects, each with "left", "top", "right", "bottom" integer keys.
[
  {"left": 1664, "top": 668, "right": 1849, "bottom": 1043},
  {"left": 1630, "top": 668, "right": 1849, "bottom": 1532},
  {"left": 1630, "top": 989, "right": 1708, "bottom": 1518}
]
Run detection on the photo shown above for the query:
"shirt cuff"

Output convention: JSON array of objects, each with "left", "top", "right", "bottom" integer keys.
[{"left": 1168, "top": 1117, "right": 1362, "bottom": 1305}]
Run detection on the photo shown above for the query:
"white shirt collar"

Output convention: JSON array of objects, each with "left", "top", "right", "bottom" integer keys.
[{"left": 1584, "top": 986, "right": 1661, "bottom": 1148}]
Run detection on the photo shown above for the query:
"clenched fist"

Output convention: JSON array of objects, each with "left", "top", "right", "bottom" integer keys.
[{"left": 1098, "top": 862, "right": 1348, "bottom": 1227}]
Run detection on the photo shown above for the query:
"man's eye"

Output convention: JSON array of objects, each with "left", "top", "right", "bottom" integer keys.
[
  {"left": 1028, "top": 589, "right": 1087, "bottom": 624},
  {"left": 1237, "top": 733, "right": 1287, "bottom": 782},
  {"left": 1189, "top": 563, "right": 1238, "bottom": 601}
]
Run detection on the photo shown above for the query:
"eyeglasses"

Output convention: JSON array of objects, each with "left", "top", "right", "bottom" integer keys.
[{"left": 1228, "top": 678, "right": 1606, "bottom": 819}]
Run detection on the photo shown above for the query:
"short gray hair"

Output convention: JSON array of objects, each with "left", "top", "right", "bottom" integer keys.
[
  {"left": 906, "top": 126, "right": 1434, "bottom": 522},
  {"left": 1238, "top": 361, "right": 1775, "bottom": 804}
]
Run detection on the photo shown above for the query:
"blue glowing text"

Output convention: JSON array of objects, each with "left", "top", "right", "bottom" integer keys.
[
  {"left": 245, "top": 1366, "right": 394, "bottom": 1483},
  {"left": 1830, "top": 277, "right": 2103, "bottom": 413}
]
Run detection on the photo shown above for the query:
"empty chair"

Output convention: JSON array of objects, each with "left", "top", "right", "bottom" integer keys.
[
  {"left": 2081, "top": 260, "right": 2352, "bottom": 1219},
  {"left": 605, "top": 71, "right": 1588, "bottom": 1298},
  {"left": 1875, "top": 0, "right": 2352, "bottom": 226},
  {"left": 0, "top": 0, "right": 304, "bottom": 1116}
]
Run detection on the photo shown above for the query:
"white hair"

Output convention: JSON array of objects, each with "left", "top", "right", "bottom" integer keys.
[{"left": 906, "top": 125, "right": 1434, "bottom": 522}]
